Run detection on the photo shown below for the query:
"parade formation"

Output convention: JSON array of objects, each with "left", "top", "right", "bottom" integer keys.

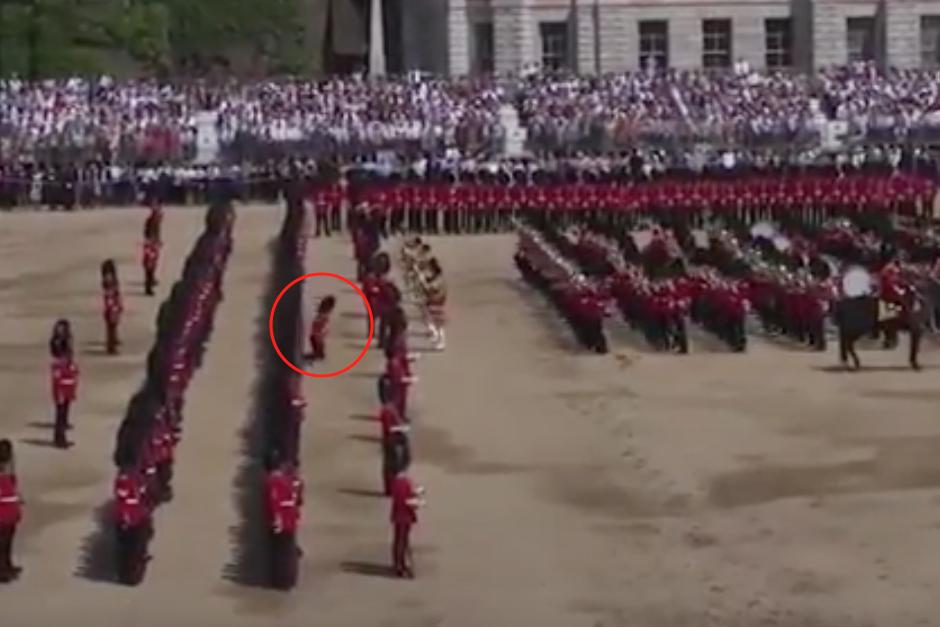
[
  {"left": 109, "top": 199, "right": 234, "bottom": 584},
  {"left": 1, "top": 156, "right": 938, "bottom": 598}
]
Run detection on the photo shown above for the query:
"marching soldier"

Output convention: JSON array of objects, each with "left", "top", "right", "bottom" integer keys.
[
  {"left": 385, "top": 335, "right": 416, "bottom": 420},
  {"left": 149, "top": 413, "right": 175, "bottom": 503},
  {"left": 141, "top": 238, "right": 160, "bottom": 297},
  {"left": 379, "top": 401, "right": 409, "bottom": 495},
  {"left": 113, "top": 456, "right": 152, "bottom": 585},
  {"left": 390, "top": 461, "right": 425, "bottom": 579},
  {"left": 266, "top": 457, "right": 303, "bottom": 589},
  {"left": 50, "top": 338, "right": 79, "bottom": 449},
  {"left": 101, "top": 259, "right": 123, "bottom": 355},
  {"left": 142, "top": 203, "right": 163, "bottom": 296},
  {"left": 305, "top": 296, "right": 336, "bottom": 363},
  {"left": 0, "top": 439, "right": 23, "bottom": 582}
]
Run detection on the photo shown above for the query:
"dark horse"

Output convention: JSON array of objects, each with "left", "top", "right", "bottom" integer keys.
[{"left": 834, "top": 290, "right": 927, "bottom": 371}]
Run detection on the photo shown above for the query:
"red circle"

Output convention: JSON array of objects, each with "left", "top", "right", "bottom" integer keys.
[{"left": 268, "top": 272, "right": 374, "bottom": 379}]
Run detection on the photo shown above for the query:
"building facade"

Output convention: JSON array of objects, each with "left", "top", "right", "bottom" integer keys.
[{"left": 433, "top": 0, "right": 940, "bottom": 74}]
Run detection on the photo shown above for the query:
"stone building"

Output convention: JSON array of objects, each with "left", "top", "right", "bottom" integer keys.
[{"left": 313, "top": 0, "right": 940, "bottom": 75}]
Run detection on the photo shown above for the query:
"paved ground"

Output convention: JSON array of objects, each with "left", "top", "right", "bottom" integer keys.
[{"left": 1, "top": 206, "right": 939, "bottom": 627}]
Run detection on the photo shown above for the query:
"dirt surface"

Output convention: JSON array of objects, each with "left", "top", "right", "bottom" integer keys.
[{"left": 1, "top": 207, "right": 939, "bottom": 627}]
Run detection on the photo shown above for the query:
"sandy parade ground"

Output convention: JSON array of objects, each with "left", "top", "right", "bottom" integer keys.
[{"left": 0, "top": 203, "right": 939, "bottom": 627}]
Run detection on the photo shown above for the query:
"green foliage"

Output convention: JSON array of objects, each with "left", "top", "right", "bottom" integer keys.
[{"left": 0, "top": 0, "right": 309, "bottom": 78}]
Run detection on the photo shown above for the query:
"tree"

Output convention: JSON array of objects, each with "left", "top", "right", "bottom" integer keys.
[
  {"left": 158, "top": 0, "right": 308, "bottom": 74},
  {"left": 0, "top": 0, "right": 309, "bottom": 78},
  {"left": 0, "top": 0, "right": 169, "bottom": 77}
]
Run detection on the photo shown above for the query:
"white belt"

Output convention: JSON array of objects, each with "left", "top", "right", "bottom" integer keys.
[
  {"left": 0, "top": 496, "right": 18, "bottom": 503},
  {"left": 122, "top": 498, "right": 140, "bottom": 505}
]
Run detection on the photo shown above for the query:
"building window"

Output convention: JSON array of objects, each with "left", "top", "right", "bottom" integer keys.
[
  {"left": 472, "top": 22, "right": 495, "bottom": 73},
  {"left": 764, "top": 18, "right": 792, "bottom": 69},
  {"left": 702, "top": 19, "right": 732, "bottom": 69},
  {"left": 921, "top": 16, "right": 940, "bottom": 68},
  {"left": 540, "top": 22, "right": 569, "bottom": 70},
  {"left": 846, "top": 17, "right": 875, "bottom": 63},
  {"left": 639, "top": 20, "right": 669, "bottom": 70}
]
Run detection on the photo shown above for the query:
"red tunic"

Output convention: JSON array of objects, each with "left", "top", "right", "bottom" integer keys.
[
  {"left": 390, "top": 474, "right": 418, "bottom": 525},
  {"left": 114, "top": 471, "right": 149, "bottom": 528},
  {"left": 379, "top": 403, "right": 404, "bottom": 443},
  {"left": 310, "top": 313, "right": 330, "bottom": 343},
  {"left": 266, "top": 469, "right": 303, "bottom": 533},
  {"left": 141, "top": 240, "right": 160, "bottom": 271},
  {"left": 0, "top": 473, "right": 22, "bottom": 526},
  {"left": 51, "top": 356, "right": 79, "bottom": 404},
  {"left": 103, "top": 286, "right": 123, "bottom": 324}
]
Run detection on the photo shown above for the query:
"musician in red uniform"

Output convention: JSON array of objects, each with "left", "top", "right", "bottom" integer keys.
[
  {"left": 101, "top": 259, "right": 123, "bottom": 354},
  {"left": 50, "top": 325, "right": 79, "bottom": 448},
  {"left": 305, "top": 296, "right": 336, "bottom": 362},
  {"left": 390, "top": 461, "right": 425, "bottom": 578},
  {"left": 266, "top": 457, "right": 304, "bottom": 589},
  {"left": 113, "top": 459, "right": 152, "bottom": 584},
  {"left": 0, "top": 440, "right": 23, "bottom": 582}
]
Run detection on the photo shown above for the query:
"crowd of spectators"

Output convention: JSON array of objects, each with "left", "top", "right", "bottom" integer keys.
[
  {"left": 2, "top": 64, "right": 940, "bottom": 180},
  {"left": 518, "top": 62, "right": 940, "bottom": 153},
  {"left": 0, "top": 76, "right": 505, "bottom": 166}
]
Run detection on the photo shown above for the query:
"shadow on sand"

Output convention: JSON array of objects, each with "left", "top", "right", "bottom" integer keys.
[
  {"left": 340, "top": 560, "right": 396, "bottom": 578},
  {"left": 74, "top": 502, "right": 118, "bottom": 583}
]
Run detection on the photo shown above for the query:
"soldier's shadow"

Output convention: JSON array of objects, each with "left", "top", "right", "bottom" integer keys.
[
  {"left": 339, "top": 560, "right": 396, "bottom": 578},
  {"left": 74, "top": 501, "right": 118, "bottom": 583}
]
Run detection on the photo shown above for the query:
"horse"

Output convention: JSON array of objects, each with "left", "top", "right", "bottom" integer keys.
[{"left": 834, "top": 289, "right": 928, "bottom": 371}]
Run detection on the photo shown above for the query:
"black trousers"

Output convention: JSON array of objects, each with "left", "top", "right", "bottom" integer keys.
[
  {"left": 144, "top": 266, "right": 156, "bottom": 295},
  {"left": 315, "top": 213, "right": 330, "bottom": 237},
  {"left": 54, "top": 401, "right": 70, "bottom": 448},
  {"left": 270, "top": 530, "right": 298, "bottom": 589},
  {"left": 0, "top": 524, "right": 16, "bottom": 573},
  {"left": 392, "top": 523, "right": 413, "bottom": 575},
  {"left": 330, "top": 206, "right": 342, "bottom": 231},
  {"left": 105, "top": 320, "right": 119, "bottom": 354},
  {"left": 115, "top": 521, "right": 151, "bottom": 585}
]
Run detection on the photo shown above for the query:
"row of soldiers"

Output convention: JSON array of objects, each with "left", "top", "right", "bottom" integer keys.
[
  {"left": 562, "top": 226, "right": 752, "bottom": 353},
  {"left": 514, "top": 225, "right": 610, "bottom": 354},
  {"left": 109, "top": 201, "right": 234, "bottom": 585},
  {"left": 309, "top": 169, "right": 937, "bottom": 240},
  {"left": 260, "top": 192, "right": 309, "bottom": 590},
  {"left": 0, "top": 200, "right": 171, "bottom": 581},
  {"left": 350, "top": 212, "right": 428, "bottom": 579}
]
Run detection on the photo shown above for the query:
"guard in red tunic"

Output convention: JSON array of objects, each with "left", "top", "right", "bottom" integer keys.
[
  {"left": 150, "top": 414, "right": 175, "bottom": 502},
  {"left": 113, "top": 461, "right": 152, "bottom": 585},
  {"left": 51, "top": 351, "right": 79, "bottom": 449},
  {"left": 390, "top": 462, "right": 424, "bottom": 578},
  {"left": 141, "top": 239, "right": 160, "bottom": 296},
  {"left": 379, "top": 402, "right": 409, "bottom": 495},
  {"left": 101, "top": 259, "right": 123, "bottom": 355},
  {"left": 0, "top": 440, "right": 23, "bottom": 582},
  {"left": 305, "top": 296, "right": 336, "bottom": 362},
  {"left": 142, "top": 203, "right": 163, "bottom": 296},
  {"left": 385, "top": 340, "right": 415, "bottom": 419},
  {"left": 266, "top": 458, "right": 304, "bottom": 589},
  {"left": 143, "top": 201, "right": 163, "bottom": 242}
]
